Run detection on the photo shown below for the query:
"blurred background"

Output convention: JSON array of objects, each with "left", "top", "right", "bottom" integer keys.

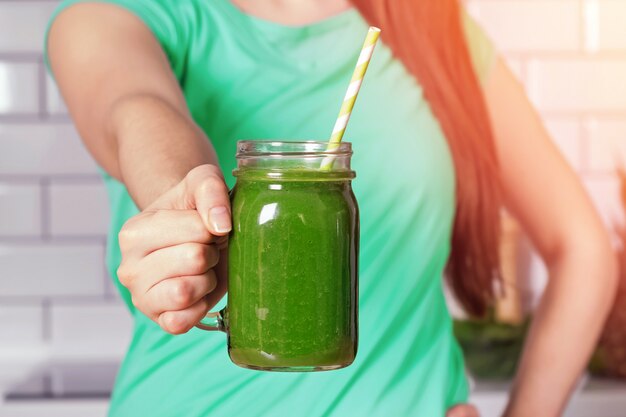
[{"left": 1, "top": 0, "right": 626, "bottom": 416}]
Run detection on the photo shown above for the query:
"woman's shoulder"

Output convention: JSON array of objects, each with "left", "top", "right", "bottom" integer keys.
[
  {"left": 460, "top": 7, "right": 497, "bottom": 85},
  {"left": 51, "top": 0, "right": 228, "bottom": 28}
]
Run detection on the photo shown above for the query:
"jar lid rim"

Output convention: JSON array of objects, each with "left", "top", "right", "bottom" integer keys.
[{"left": 237, "top": 140, "right": 352, "bottom": 157}]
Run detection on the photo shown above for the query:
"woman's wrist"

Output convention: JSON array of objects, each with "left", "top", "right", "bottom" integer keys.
[{"left": 110, "top": 94, "right": 219, "bottom": 209}]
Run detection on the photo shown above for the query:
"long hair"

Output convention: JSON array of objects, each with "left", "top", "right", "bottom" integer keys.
[{"left": 352, "top": 0, "right": 502, "bottom": 316}]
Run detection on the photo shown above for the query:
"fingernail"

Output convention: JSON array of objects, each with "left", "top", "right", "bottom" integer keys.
[{"left": 210, "top": 206, "right": 231, "bottom": 234}]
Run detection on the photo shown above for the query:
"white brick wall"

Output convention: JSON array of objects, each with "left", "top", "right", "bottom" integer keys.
[
  {"left": 0, "top": 0, "right": 624, "bottom": 360},
  {"left": 46, "top": 72, "right": 68, "bottom": 115},
  {"left": 0, "top": 124, "right": 99, "bottom": 175},
  {"left": 591, "top": 0, "right": 626, "bottom": 51},
  {"left": 0, "top": 304, "right": 43, "bottom": 345},
  {"left": 583, "top": 176, "right": 622, "bottom": 225},
  {"left": 0, "top": 2, "right": 57, "bottom": 53},
  {"left": 0, "top": 182, "right": 41, "bottom": 236},
  {"left": 587, "top": 119, "right": 626, "bottom": 172},
  {"left": 50, "top": 302, "right": 133, "bottom": 352},
  {"left": 528, "top": 59, "right": 626, "bottom": 112},
  {"left": 0, "top": 243, "right": 106, "bottom": 297},
  {"left": 0, "top": 61, "right": 40, "bottom": 114},
  {"left": 49, "top": 181, "right": 110, "bottom": 236},
  {"left": 0, "top": 0, "right": 117, "bottom": 353},
  {"left": 470, "top": 1, "right": 581, "bottom": 52}
]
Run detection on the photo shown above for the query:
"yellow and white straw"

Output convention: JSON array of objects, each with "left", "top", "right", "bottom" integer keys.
[{"left": 321, "top": 26, "right": 381, "bottom": 170}]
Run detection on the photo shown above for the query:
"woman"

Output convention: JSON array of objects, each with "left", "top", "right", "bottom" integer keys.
[{"left": 46, "top": 0, "right": 617, "bottom": 416}]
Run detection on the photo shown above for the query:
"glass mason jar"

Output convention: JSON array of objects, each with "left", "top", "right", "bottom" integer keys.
[{"left": 197, "top": 141, "right": 359, "bottom": 372}]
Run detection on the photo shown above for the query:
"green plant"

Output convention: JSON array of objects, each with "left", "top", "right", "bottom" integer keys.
[{"left": 454, "top": 314, "right": 530, "bottom": 380}]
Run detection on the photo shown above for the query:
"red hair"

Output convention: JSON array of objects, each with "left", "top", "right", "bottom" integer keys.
[{"left": 352, "top": 0, "right": 502, "bottom": 316}]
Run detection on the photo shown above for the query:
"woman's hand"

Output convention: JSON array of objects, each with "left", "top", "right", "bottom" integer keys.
[
  {"left": 447, "top": 404, "right": 480, "bottom": 417},
  {"left": 117, "top": 165, "right": 231, "bottom": 334}
]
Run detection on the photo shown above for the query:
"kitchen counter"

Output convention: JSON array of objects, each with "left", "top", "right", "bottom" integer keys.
[
  {"left": 3, "top": 380, "right": 626, "bottom": 417},
  {"left": 0, "top": 344, "right": 123, "bottom": 417},
  {"left": 2, "top": 346, "right": 626, "bottom": 417},
  {"left": 472, "top": 378, "right": 626, "bottom": 417}
]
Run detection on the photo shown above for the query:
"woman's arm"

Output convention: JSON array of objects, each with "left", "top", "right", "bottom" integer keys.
[
  {"left": 48, "top": 3, "right": 231, "bottom": 333},
  {"left": 48, "top": 3, "right": 221, "bottom": 211},
  {"left": 483, "top": 58, "right": 618, "bottom": 417}
]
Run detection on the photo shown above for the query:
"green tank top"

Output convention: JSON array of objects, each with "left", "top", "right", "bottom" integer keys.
[{"left": 46, "top": 1, "right": 495, "bottom": 415}]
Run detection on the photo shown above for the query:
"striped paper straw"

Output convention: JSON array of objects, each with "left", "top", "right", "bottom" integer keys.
[{"left": 321, "top": 26, "right": 381, "bottom": 170}]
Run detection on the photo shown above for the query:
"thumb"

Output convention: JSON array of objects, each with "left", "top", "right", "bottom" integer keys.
[
  {"left": 185, "top": 165, "right": 232, "bottom": 236},
  {"left": 147, "top": 164, "right": 232, "bottom": 236}
]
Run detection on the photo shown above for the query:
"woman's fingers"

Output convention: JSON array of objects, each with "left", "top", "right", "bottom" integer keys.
[
  {"left": 119, "top": 209, "right": 214, "bottom": 258},
  {"left": 185, "top": 165, "right": 232, "bottom": 236},
  {"left": 446, "top": 404, "right": 480, "bottom": 417},
  {"left": 146, "top": 165, "right": 232, "bottom": 237},
  {"left": 145, "top": 271, "right": 217, "bottom": 315},
  {"left": 138, "top": 243, "right": 219, "bottom": 291},
  {"left": 119, "top": 242, "right": 219, "bottom": 292},
  {"left": 158, "top": 297, "right": 211, "bottom": 335}
]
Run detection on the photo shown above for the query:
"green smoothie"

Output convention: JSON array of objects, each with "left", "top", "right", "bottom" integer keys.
[{"left": 227, "top": 168, "right": 359, "bottom": 371}]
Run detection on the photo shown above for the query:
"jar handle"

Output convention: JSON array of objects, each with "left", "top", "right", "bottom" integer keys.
[{"left": 196, "top": 308, "right": 227, "bottom": 332}]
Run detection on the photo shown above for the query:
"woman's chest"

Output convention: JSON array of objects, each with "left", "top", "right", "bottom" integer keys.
[{"left": 183, "top": 38, "right": 456, "bottom": 236}]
